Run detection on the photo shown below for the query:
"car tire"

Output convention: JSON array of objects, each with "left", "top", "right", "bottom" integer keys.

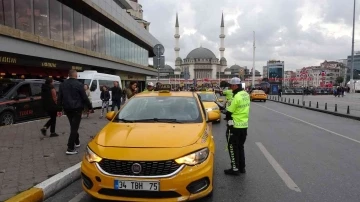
[
  {"left": 264, "top": 100, "right": 266, "bottom": 102},
  {"left": 0, "top": 111, "right": 14, "bottom": 126}
]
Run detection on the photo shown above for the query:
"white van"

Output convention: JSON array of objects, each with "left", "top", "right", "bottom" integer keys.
[{"left": 77, "top": 71, "right": 122, "bottom": 108}]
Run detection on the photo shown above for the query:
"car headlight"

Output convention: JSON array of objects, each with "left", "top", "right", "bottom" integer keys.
[
  {"left": 85, "top": 147, "right": 102, "bottom": 163},
  {"left": 175, "top": 148, "right": 209, "bottom": 166}
]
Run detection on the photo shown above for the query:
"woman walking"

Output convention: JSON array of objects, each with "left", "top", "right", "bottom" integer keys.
[
  {"left": 83, "top": 84, "right": 91, "bottom": 118},
  {"left": 40, "top": 78, "right": 59, "bottom": 137}
]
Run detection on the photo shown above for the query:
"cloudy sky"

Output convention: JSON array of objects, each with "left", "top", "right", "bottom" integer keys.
[{"left": 141, "top": 0, "right": 360, "bottom": 71}]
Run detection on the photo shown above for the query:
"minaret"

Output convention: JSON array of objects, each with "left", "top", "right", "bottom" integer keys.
[
  {"left": 174, "top": 13, "right": 180, "bottom": 58},
  {"left": 219, "top": 12, "right": 225, "bottom": 58}
]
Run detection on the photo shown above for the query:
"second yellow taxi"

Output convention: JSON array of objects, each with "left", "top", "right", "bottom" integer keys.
[
  {"left": 250, "top": 89, "right": 267, "bottom": 102},
  {"left": 196, "top": 91, "right": 223, "bottom": 123},
  {"left": 81, "top": 85, "right": 215, "bottom": 201}
]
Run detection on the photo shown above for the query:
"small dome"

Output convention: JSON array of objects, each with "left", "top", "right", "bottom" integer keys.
[
  {"left": 175, "top": 57, "right": 182, "bottom": 62},
  {"left": 174, "top": 67, "right": 181, "bottom": 71},
  {"left": 224, "top": 68, "right": 232, "bottom": 72},
  {"left": 186, "top": 47, "right": 217, "bottom": 59},
  {"left": 230, "top": 64, "right": 241, "bottom": 69},
  {"left": 164, "top": 65, "right": 173, "bottom": 69},
  {"left": 220, "top": 57, "right": 227, "bottom": 62}
]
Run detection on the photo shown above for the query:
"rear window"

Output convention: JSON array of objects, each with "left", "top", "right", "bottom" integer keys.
[{"left": 253, "top": 90, "right": 265, "bottom": 94}]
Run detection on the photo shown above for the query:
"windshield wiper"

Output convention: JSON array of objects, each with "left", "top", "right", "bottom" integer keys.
[
  {"left": 115, "top": 118, "right": 134, "bottom": 123},
  {"left": 132, "top": 118, "right": 182, "bottom": 123}
]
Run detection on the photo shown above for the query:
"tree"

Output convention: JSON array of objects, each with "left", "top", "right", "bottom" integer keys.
[{"left": 336, "top": 76, "right": 344, "bottom": 85}]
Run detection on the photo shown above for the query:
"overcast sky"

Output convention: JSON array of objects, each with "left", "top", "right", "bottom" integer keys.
[{"left": 141, "top": 0, "right": 360, "bottom": 71}]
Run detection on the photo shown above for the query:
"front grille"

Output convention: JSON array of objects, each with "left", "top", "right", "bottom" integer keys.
[
  {"left": 98, "top": 159, "right": 182, "bottom": 176},
  {"left": 98, "top": 189, "right": 181, "bottom": 198}
]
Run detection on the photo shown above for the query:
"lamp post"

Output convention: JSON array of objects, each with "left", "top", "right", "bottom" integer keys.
[
  {"left": 174, "top": 69, "right": 181, "bottom": 89},
  {"left": 350, "top": 0, "right": 356, "bottom": 93}
]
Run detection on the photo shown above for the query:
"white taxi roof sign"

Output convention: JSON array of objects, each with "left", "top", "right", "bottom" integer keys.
[{"left": 158, "top": 84, "right": 171, "bottom": 92}]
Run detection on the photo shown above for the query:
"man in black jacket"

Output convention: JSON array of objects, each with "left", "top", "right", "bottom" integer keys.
[
  {"left": 58, "top": 70, "right": 92, "bottom": 155},
  {"left": 111, "top": 81, "right": 122, "bottom": 111}
]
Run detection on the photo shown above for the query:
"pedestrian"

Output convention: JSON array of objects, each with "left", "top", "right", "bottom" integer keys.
[
  {"left": 40, "top": 77, "right": 59, "bottom": 137},
  {"left": 82, "top": 84, "right": 91, "bottom": 118},
  {"left": 110, "top": 81, "right": 122, "bottom": 111},
  {"left": 100, "top": 86, "right": 110, "bottom": 118},
  {"left": 224, "top": 77, "right": 250, "bottom": 175},
  {"left": 125, "top": 81, "right": 138, "bottom": 100},
  {"left": 57, "top": 70, "right": 92, "bottom": 155},
  {"left": 143, "top": 82, "right": 155, "bottom": 92}
]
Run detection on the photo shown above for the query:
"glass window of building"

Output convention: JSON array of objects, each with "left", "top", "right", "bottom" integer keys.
[
  {"left": 83, "top": 16, "right": 91, "bottom": 50},
  {"left": 49, "top": 0, "right": 62, "bottom": 41},
  {"left": 110, "top": 31, "right": 116, "bottom": 58},
  {"left": 3, "top": 0, "right": 14, "bottom": 28},
  {"left": 120, "top": 35, "right": 125, "bottom": 60},
  {"left": 73, "top": 10, "right": 83, "bottom": 47},
  {"left": 0, "top": 0, "right": 4, "bottom": 25},
  {"left": 15, "top": 0, "right": 33, "bottom": 33},
  {"left": 115, "top": 34, "right": 120, "bottom": 59},
  {"left": 123, "top": 39, "right": 128, "bottom": 61},
  {"left": 98, "top": 24, "right": 105, "bottom": 54},
  {"left": 105, "top": 28, "right": 111, "bottom": 55},
  {"left": 33, "top": 0, "right": 49, "bottom": 38},
  {"left": 91, "top": 20, "right": 98, "bottom": 52},
  {"left": 62, "top": 4, "right": 73, "bottom": 44}
]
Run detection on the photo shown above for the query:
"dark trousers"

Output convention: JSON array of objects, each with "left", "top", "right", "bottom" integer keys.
[
  {"left": 65, "top": 110, "right": 82, "bottom": 150},
  {"left": 44, "top": 111, "right": 57, "bottom": 133},
  {"left": 226, "top": 127, "right": 247, "bottom": 170},
  {"left": 111, "top": 100, "right": 121, "bottom": 111}
]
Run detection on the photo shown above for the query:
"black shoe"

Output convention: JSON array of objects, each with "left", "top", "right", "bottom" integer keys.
[
  {"left": 41, "top": 128, "right": 47, "bottom": 136},
  {"left": 224, "top": 168, "right": 240, "bottom": 175},
  {"left": 66, "top": 149, "right": 78, "bottom": 155},
  {"left": 240, "top": 168, "right": 246, "bottom": 173},
  {"left": 50, "top": 133, "right": 59, "bottom": 137}
]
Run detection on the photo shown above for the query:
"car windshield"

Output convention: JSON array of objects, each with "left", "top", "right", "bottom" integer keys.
[
  {"left": 0, "top": 81, "right": 18, "bottom": 97},
  {"left": 78, "top": 79, "right": 91, "bottom": 86},
  {"left": 253, "top": 90, "right": 265, "bottom": 94},
  {"left": 198, "top": 93, "right": 216, "bottom": 102},
  {"left": 115, "top": 97, "right": 203, "bottom": 123}
]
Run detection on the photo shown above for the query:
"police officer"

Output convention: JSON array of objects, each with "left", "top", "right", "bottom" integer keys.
[{"left": 224, "top": 77, "right": 250, "bottom": 175}]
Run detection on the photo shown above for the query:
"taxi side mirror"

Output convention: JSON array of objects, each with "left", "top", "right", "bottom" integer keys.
[
  {"left": 106, "top": 111, "right": 116, "bottom": 121},
  {"left": 217, "top": 98, "right": 224, "bottom": 102}
]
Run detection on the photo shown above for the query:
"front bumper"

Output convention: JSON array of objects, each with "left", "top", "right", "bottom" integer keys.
[{"left": 81, "top": 154, "right": 214, "bottom": 201}]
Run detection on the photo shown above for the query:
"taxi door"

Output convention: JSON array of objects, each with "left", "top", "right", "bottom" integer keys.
[
  {"left": 11, "top": 83, "right": 37, "bottom": 121},
  {"left": 30, "top": 83, "right": 47, "bottom": 118}
]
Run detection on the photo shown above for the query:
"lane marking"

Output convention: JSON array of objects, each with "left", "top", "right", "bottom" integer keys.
[
  {"left": 68, "top": 191, "right": 86, "bottom": 202},
  {"left": 254, "top": 103, "right": 360, "bottom": 144},
  {"left": 256, "top": 142, "right": 301, "bottom": 192}
]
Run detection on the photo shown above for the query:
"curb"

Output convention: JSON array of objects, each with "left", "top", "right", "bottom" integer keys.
[
  {"left": 267, "top": 97, "right": 360, "bottom": 121},
  {"left": 5, "top": 162, "right": 81, "bottom": 202}
]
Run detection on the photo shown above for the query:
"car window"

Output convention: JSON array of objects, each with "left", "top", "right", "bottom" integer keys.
[
  {"left": 253, "top": 90, "right": 265, "bottom": 94},
  {"left": 31, "top": 83, "right": 42, "bottom": 96},
  {"left": 0, "top": 81, "right": 18, "bottom": 97},
  {"left": 197, "top": 93, "right": 216, "bottom": 102},
  {"left": 90, "top": 80, "right": 98, "bottom": 92},
  {"left": 14, "top": 83, "right": 31, "bottom": 98},
  {"left": 116, "top": 97, "right": 202, "bottom": 123}
]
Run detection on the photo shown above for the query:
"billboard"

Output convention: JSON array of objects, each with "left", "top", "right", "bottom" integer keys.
[{"left": 268, "top": 67, "right": 283, "bottom": 82}]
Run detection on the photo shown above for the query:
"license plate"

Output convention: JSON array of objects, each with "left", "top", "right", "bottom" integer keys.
[{"left": 114, "top": 180, "right": 160, "bottom": 191}]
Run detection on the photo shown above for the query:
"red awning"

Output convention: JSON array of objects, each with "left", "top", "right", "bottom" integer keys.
[
  {"left": 26, "top": 67, "right": 48, "bottom": 77},
  {"left": 46, "top": 69, "right": 62, "bottom": 78},
  {"left": 0, "top": 67, "right": 6, "bottom": 75},
  {"left": 60, "top": 70, "right": 68, "bottom": 77},
  {"left": 4, "top": 66, "right": 28, "bottom": 75}
]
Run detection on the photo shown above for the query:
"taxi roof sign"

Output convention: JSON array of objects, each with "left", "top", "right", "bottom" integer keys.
[{"left": 158, "top": 84, "right": 171, "bottom": 93}]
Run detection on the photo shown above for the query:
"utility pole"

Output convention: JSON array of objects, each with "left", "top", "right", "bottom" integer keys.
[
  {"left": 350, "top": 0, "right": 356, "bottom": 92},
  {"left": 252, "top": 31, "right": 256, "bottom": 87}
]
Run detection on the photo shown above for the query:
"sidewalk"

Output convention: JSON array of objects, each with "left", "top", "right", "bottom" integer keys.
[
  {"left": 0, "top": 111, "right": 108, "bottom": 201},
  {"left": 269, "top": 94, "right": 360, "bottom": 118}
]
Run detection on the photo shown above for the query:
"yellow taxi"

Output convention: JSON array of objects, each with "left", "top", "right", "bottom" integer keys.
[
  {"left": 81, "top": 84, "right": 215, "bottom": 201},
  {"left": 250, "top": 89, "right": 267, "bottom": 102},
  {"left": 196, "top": 91, "right": 223, "bottom": 123}
]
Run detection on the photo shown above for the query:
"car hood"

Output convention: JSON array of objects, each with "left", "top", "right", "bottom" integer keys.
[
  {"left": 95, "top": 123, "right": 204, "bottom": 148},
  {"left": 203, "top": 102, "right": 217, "bottom": 109}
]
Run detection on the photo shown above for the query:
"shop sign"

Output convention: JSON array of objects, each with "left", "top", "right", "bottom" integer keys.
[
  {"left": 0, "top": 56, "right": 17, "bottom": 64},
  {"left": 71, "top": 66, "right": 83, "bottom": 71},
  {"left": 41, "top": 62, "right": 57, "bottom": 68}
]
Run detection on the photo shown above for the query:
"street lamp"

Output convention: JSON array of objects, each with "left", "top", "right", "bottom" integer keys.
[
  {"left": 350, "top": 0, "right": 356, "bottom": 93},
  {"left": 174, "top": 68, "right": 181, "bottom": 89}
]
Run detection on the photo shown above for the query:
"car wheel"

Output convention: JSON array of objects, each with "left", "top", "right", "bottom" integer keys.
[
  {"left": 264, "top": 100, "right": 266, "bottom": 102},
  {"left": 0, "top": 111, "right": 14, "bottom": 126}
]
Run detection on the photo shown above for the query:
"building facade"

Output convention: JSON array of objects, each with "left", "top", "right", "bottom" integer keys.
[
  {"left": 126, "top": 0, "right": 150, "bottom": 31},
  {"left": 0, "top": 0, "right": 161, "bottom": 90}
]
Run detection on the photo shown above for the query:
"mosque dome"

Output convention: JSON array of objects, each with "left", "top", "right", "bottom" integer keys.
[{"left": 185, "top": 47, "right": 217, "bottom": 59}]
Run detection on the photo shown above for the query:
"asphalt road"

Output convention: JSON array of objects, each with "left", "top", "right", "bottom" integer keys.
[
  {"left": 272, "top": 94, "right": 360, "bottom": 117},
  {"left": 45, "top": 101, "right": 360, "bottom": 202}
]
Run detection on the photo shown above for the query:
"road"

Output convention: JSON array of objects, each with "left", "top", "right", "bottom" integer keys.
[
  {"left": 45, "top": 101, "right": 360, "bottom": 202},
  {"left": 272, "top": 94, "right": 360, "bottom": 117}
]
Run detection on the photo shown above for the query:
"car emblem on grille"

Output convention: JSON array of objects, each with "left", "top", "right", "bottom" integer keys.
[{"left": 131, "top": 163, "right": 142, "bottom": 174}]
